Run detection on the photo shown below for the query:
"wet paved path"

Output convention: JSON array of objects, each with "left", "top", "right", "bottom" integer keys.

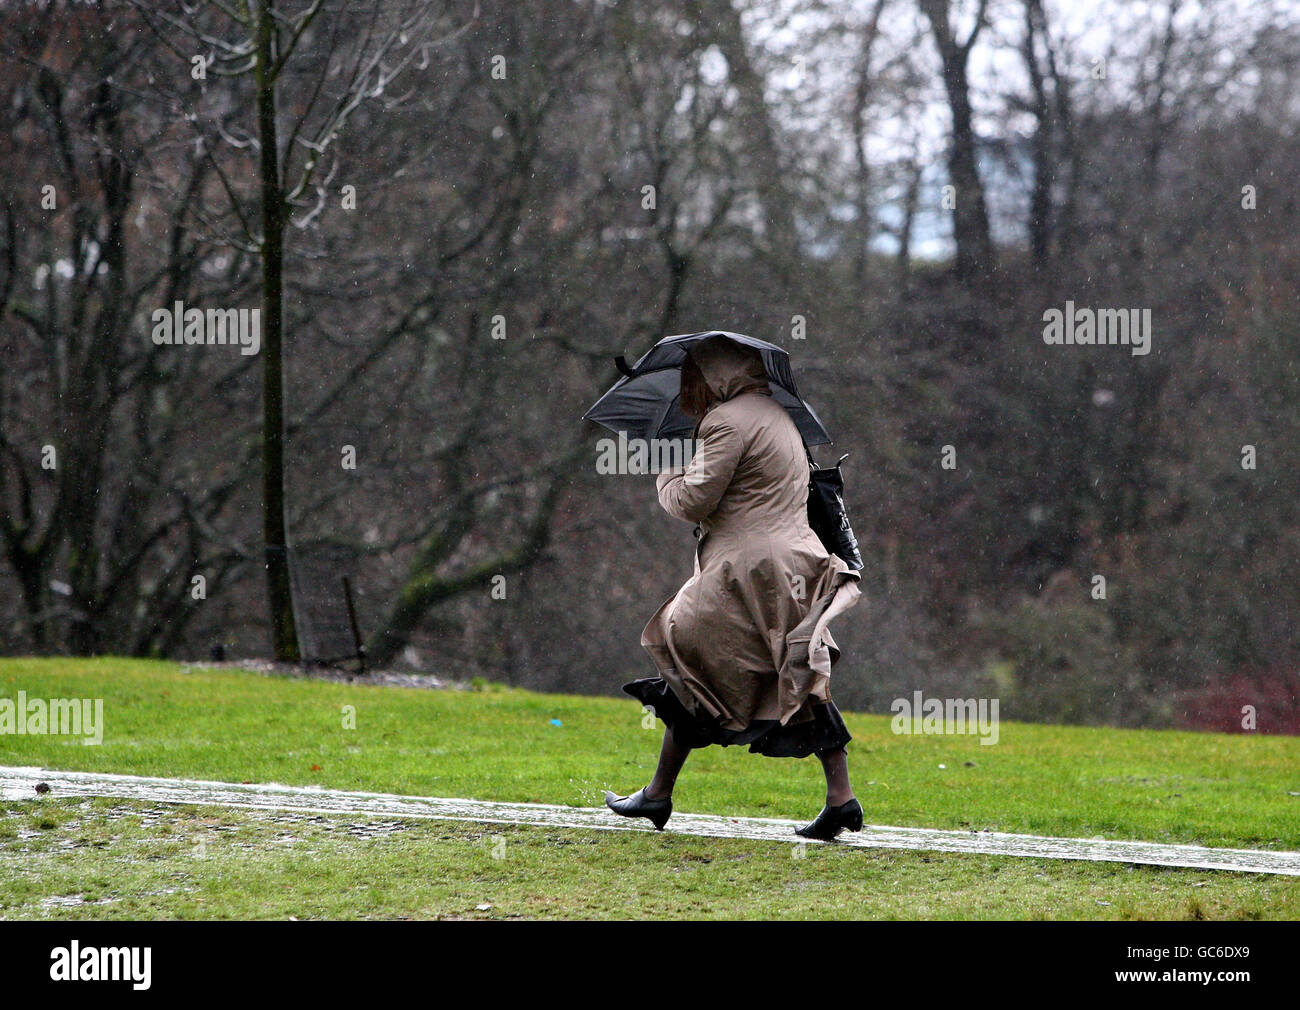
[{"left": 4, "top": 765, "right": 1297, "bottom": 876}]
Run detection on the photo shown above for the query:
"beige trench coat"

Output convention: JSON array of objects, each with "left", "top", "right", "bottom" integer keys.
[{"left": 640, "top": 338, "right": 862, "bottom": 735}]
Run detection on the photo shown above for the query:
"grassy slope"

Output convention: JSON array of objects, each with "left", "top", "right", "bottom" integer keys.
[
  {"left": 1, "top": 657, "right": 1298, "bottom": 920},
  {"left": 2, "top": 657, "right": 1296, "bottom": 846},
  {"left": 5, "top": 798, "right": 1296, "bottom": 921}
]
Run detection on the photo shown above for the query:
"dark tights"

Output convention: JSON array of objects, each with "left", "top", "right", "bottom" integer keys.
[
  {"left": 643, "top": 730, "right": 855, "bottom": 808},
  {"left": 815, "top": 746, "right": 854, "bottom": 806},
  {"left": 645, "top": 728, "right": 691, "bottom": 799}
]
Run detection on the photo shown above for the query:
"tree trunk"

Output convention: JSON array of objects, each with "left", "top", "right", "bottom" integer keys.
[
  {"left": 896, "top": 159, "right": 922, "bottom": 283},
  {"left": 690, "top": 0, "right": 798, "bottom": 265},
  {"left": 365, "top": 466, "right": 573, "bottom": 668},
  {"left": 942, "top": 59, "right": 991, "bottom": 280},
  {"left": 851, "top": 0, "right": 888, "bottom": 288},
  {"left": 255, "top": 0, "right": 299, "bottom": 661},
  {"left": 1023, "top": 0, "right": 1052, "bottom": 266},
  {"left": 921, "top": 0, "right": 993, "bottom": 282}
]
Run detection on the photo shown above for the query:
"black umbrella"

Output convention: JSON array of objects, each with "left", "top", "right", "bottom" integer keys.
[{"left": 582, "top": 330, "right": 832, "bottom": 446}]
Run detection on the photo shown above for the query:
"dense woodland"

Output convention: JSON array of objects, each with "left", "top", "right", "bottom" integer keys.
[{"left": 1, "top": 0, "right": 1298, "bottom": 730}]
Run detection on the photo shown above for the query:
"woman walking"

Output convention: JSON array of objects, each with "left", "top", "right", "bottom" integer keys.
[{"left": 605, "top": 335, "right": 863, "bottom": 840}]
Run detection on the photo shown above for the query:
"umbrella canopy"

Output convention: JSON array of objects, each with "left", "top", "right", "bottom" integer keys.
[{"left": 582, "top": 330, "right": 832, "bottom": 446}]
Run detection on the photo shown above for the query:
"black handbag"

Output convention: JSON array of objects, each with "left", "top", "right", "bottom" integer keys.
[{"left": 805, "top": 447, "right": 864, "bottom": 571}]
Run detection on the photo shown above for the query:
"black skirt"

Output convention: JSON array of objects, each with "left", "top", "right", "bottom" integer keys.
[{"left": 622, "top": 677, "right": 851, "bottom": 759}]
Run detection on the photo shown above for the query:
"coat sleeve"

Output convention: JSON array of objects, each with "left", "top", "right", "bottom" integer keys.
[{"left": 655, "top": 409, "right": 744, "bottom": 523}]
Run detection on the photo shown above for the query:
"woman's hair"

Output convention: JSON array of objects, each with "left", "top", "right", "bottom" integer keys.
[{"left": 679, "top": 351, "right": 713, "bottom": 420}]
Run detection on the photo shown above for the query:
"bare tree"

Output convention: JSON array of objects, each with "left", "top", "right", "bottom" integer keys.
[
  {"left": 919, "top": 0, "right": 993, "bottom": 281},
  {"left": 130, "top": 0, "right": 466, "bottom": 658},
  {"left": 0, "top": 4, "right": 262, "bottom": 654}
]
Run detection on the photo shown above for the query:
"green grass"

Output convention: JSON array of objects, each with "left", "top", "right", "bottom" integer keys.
[
  {"left": 1, "top": 657, "right": 1298, "bottom": 920},
  {"left": 3, "top": 798, "right": 1296, "bottom": 920}
]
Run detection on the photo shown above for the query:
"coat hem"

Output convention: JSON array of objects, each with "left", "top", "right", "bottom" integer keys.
[{"left": 623, "top": 677, "right": 851, "bottom": 759}]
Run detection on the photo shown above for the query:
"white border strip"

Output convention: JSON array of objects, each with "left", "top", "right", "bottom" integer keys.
[{"left": 3, "top": 765, "right": 1297, "bottom": 876}]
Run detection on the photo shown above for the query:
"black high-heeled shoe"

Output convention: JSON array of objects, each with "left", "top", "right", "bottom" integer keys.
[
  {"left": 604, "top": 787, "right": 673, "bottom": 830},
  {"left": 795, "top": 797, "right": 864, "bottom": 841}
]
